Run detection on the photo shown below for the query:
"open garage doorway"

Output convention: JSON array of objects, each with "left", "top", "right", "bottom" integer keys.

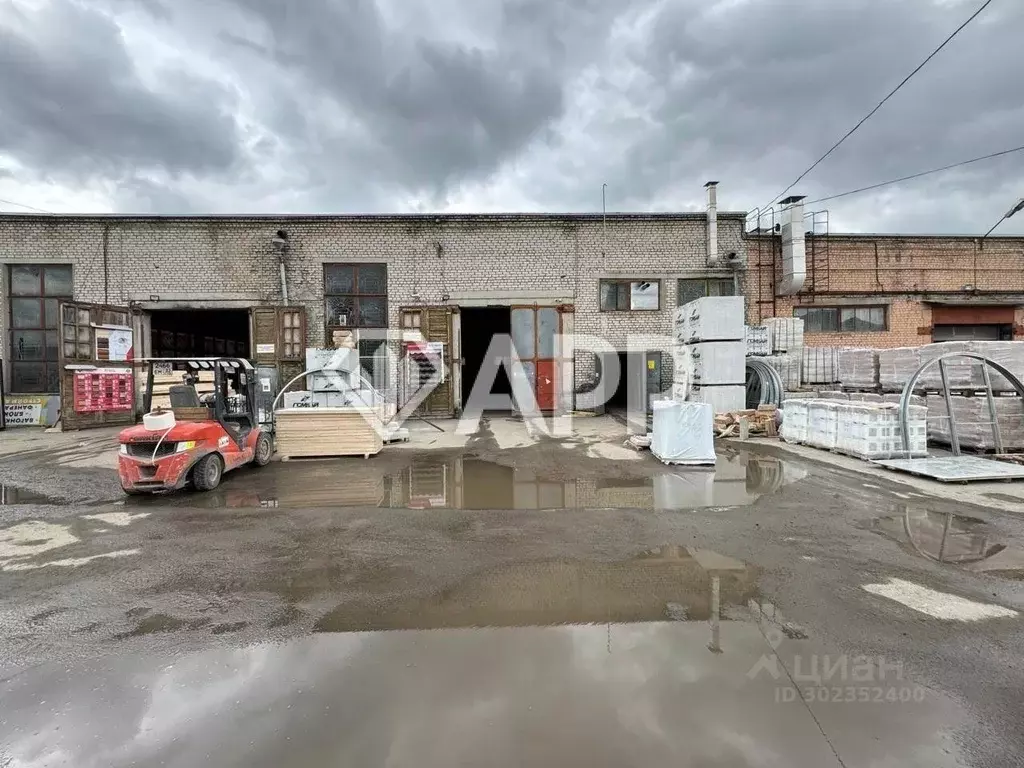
[
  {"left": 150, "top": 309, "right": 251, "bottom": 358},
  {"left": 460, "top": 306, "right": 512, "bottom": 410}
]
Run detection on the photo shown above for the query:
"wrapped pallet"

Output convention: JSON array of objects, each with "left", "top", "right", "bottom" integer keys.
[
  {"left": 965, "top": 341, "right": 1024, "bottom": 392},
  {"left": 763, "top": 354, "right": 802, "bottom": 389},
  {"left": 878, "top": 347, "right": 921, "bottom": 392},
  {"left": 781, "top": 400, "right": 808, "bottom": 443},
  {"left": 806, "top": 401, "right": 839, "bottom": 449},
  {"left": 838, "top": 348, "right": 879, "bottom": 390},
  {"left": 763, "top": 317, "right": 804, "bottom": 353},
  {"left": 651, "top": 400, "right": 716, "bottom": 465},
  {"left": 925, "top": 394, "right": 1024, "bottom": 450},
  {"left": 745, "top": 325, "right": 773, "bottom": 356},
  {"left": 802, "top": 347, "right": 839, "bottom": 385},
  {"left": 918, "top": 342, "right": 975, "bottom": 389}
]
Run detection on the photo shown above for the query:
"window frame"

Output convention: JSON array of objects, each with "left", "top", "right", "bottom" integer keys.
[
  {"left": 8, "top": 264, "right": 73, "bottom": 393},
  {"left": 794, "top": 305, "right": 888, "bottom": 333},
  {"left": 599, "top": 279, "right": 661, "bottom": 312},
  {"left": 323, "top": 263, "right": 388, "bottom": 331},
  {"left": 677, "top": 277, "right": 736, "bottom": 305}
]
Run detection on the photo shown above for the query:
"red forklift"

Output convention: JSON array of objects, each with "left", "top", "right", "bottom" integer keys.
[{"left": 117, "top": 358, "right": 273, "bottom": 494}]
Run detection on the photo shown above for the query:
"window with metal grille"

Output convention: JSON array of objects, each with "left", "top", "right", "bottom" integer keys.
[
  {"left": 324, "top": 264, "right": 387, "bottom": 328},
  {"left": 599, "top": 280, "right": 660, "bottom": 311},
  {"left": 8, "top": 265, "right": 72, "bottom": 392},
  {"left": 677, "top": 277, "right": 735, "bottom": 305},
  {"left": 794, "top": 306, "right": 887, "bottom": 332}
]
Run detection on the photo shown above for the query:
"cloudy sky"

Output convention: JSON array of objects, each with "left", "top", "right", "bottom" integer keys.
[{"left": 1, "top": 0, "right": 1022, "bottom": 233}]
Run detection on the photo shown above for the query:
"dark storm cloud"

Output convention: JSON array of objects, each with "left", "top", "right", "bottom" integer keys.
[
  {"left": 0, "top": 0, "right": 240, "bottom": 181},
  {"left": 1, "top": 0, "right": 1021, "bottom": 230}
]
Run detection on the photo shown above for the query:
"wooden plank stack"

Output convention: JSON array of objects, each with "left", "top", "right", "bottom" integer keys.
[
  {"left": 275, "top": 407, "right": 384, "bottom": 460},
  {"left": 714, "top": 406, "right": 778, "bottom": 438}
]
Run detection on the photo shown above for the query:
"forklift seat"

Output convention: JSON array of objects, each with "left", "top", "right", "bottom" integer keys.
[{"left": 168, "top": 385, "right": 202, "bottom": 408}]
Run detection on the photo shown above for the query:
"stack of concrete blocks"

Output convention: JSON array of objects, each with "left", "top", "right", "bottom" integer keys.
[
  {"left": 806, "top": 400, "right": 839, "bottom": 450},
  {"left": 764, "top": 317, "right": 804, "bottom": 354},
  {"left": 878, "top": 347, "right": 922, "bottom": 392},
  {"left": 838, "top": 348, "right": 880, "bottom": 390},
  {"left": 925, "top": 394, "right": 1024, "bottom": 450},
  {"left": 764, "top": 354, "right": 802, "bottom": 390},
  {"left": 744, "top": 325, "right": 773, "bottom": 356},
  {"left": 802, "top": 347, "right": 840, "bottom": 385},
  {"left": 675, "top": 297, "right": 746, "bottom": 413},
  {"left": 781, "top": 399, "right": 809, "bottom": 444},
  {"left": 918, "top": 341, "right": 1024, "bottom": 392},
  {"left": 818, "top": 390, "right": 849, "bottom": 401},
  {"left": 835, "top": 403, "right": 927, "bottom": 460}
]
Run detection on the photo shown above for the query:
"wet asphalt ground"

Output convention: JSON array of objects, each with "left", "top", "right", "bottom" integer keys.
[{"left": 1, "top": 422, "right": 1024, "bottom": 767}]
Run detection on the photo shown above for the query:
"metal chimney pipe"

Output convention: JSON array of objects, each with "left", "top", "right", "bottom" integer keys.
[{"left": 705, "top": 181, "right": 719, "bottom": 266}]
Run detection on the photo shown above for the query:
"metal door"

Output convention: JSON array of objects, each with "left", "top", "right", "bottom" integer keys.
[
  {"left": 625, "top": 352, "right": 648, "bottom": 435},
  {"left": 250, "top": 306, "right": 306, "bottom": 397},
  {"left": 510, "top": 306, "right": 560, "bottom": 413}
]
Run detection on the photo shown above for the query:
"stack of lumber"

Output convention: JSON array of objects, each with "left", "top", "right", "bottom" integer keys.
[
  {"left": 275, "top": 407, "right": 384, "bottom": 459},
  {"left": 714, "top": 407, "right": 778, "bottom": 438},
  {"left": 143, "top": 370, "right": 215, "bottom": 410}
]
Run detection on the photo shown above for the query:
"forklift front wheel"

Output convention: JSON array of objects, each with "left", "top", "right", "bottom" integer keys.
[
  {"left": 193, "top": 453, "right": 223, "bottom": 492},
  {"left": 253, "top": 432, "right": 273, "bottom": 467}
]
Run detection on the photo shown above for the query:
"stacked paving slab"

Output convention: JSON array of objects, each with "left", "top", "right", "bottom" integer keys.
[{"left": 760, "top": 317, "right": 805, "bottom": 391}]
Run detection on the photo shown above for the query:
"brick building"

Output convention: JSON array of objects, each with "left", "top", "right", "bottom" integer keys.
[
  {"left": 1, "top": 207, "right": 745, "bottom": 422},
  {"left": 746, "top": 229, "right": 1024, "bottom": 347}
]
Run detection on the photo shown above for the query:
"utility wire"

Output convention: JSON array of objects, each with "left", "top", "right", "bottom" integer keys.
[
  {"left": 0, "top": 196, "right": 52, "bottom": 214},
  {"left": 762, "top": 0, "right": 995, "bottom": 211},
  {"left": 803, "top": 144, "right": 1024, "bottom": 205}
]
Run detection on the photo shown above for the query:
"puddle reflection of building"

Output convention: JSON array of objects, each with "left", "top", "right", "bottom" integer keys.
[{"left": 877, "top": 506, "right": 1008, "bottom": 565}]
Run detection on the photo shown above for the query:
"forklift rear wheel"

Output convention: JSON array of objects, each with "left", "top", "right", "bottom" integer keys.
[
  {"left": 253, "top": 432, "right": 273, "bottom": 467},
  {"left": 193, "top": 453, "right": 223, "bottom": 492}
]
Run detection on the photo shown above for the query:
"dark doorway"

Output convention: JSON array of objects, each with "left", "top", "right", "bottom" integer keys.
[
  {"left": 460, "top": 306, "right": 512, "bottom": 408},
  {"left": 150, "top": 309, "right": 251, "bottom": 358},
  {"left": 932, "top": 324, "right": 1012, "bottom": 342},
  {"left": 606, "top": 351, "right": 630, "bottom": 409}
]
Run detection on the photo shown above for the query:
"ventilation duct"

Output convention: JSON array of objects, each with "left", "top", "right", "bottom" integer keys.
[
  {"left": 778, "top": 195, "right": 806, "bottom": 295},
  {"left": 705, "top": 181, "right": 719, "bottom": 266}
]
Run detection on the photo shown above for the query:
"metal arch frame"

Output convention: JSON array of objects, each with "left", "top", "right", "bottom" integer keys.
[{"left": 898, "top": 352, "right": 1024, "bottom": 455}]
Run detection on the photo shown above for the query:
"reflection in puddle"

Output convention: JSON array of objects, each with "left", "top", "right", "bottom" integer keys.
[
  {"left": 872, "top": 507, "right": 1024, "bottom": 579},
  {"left": 314, "top": 545, "right": 764, "bottom": 632},
  {"left": 135, "top": 454, "right": 806, "bottom": 511},
  {"left": 0, "top": 485, "right": 58, "bottom": 506}
]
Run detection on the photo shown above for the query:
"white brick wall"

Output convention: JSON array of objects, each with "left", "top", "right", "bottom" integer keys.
[{"left": 0, "top": 213, "right": 745, "bottom": 393}]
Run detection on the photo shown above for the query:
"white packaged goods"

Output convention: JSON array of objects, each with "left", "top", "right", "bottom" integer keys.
[
  {"left": 650, "top": 400, "right": 717, "bottom": 465},
  {"left": 763, "top": 354, "right": 802, "bottom": 389},
  {"left": 283, "top": 391, "right": 317, "bottom": 408},
  {"left": 848, "top": 392, "right": 883, "bottom": 403},
  {"left": 806, "top": 401, "right": 838, "bottom": 449},
  {"left": 878, "top": 347, "right": 921, "bottom": 392},
  {"left": 925, "top": 394, "right": 1024, "bottom": 450},
  {"left": 763, "top": 317, "right": 804, "bottom": 352},
  {"left": 918, "top": 342, "right": 975, "bottom": 389},
  {"left": 687, "top": 341, "right": 746, "bottom": 386},
  {"left": 745, "top": 325, "right": 773, "bottom": 356},
  {"left": 818, "top": 390, "right": 849, "bottom": 401},
  {"left": 676, "top": 297, "right": 745, "bottom": 343},
  {"left": 781, "top": 400, "right": 808, "bottom": 443},
  {"left": 782, "top": 391, "right": 815, "bottom": 400},
  {"left": 802, "top": 347, "right": 839, "bottom": 384},
  {"left": 307, "top": 347, "right": 359, "bottom": 392},
  {"left": 838, "top": 348, "right": 879, "bottom": 389},
  {"left": 688, "top": 384, "right": 745, "bottom": 413},
  {"left": 917, "top": 341, "right": 1024, "bottom": 392}
]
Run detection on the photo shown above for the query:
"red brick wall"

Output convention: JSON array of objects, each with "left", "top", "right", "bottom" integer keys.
[{"left": 744, "top": 234, "right": 1024, "bottom": 347}]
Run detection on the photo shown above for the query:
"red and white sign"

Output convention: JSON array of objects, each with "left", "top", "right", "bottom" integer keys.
[{"left": 73, "top": 369, "right": 134, "bottom": 414}]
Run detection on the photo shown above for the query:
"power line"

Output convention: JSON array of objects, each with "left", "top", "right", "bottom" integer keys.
[
  {"left": 803, "top": 144, "right": 1024, "bottom": 205},
  {"left": 762, "top": 0, "right": 995, "bottom": 211},
  {"left": 0, "top": 196, "right": 52, "bottom": 214}
]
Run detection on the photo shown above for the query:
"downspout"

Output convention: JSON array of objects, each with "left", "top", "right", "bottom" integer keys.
[
  {"left": 279, "top": 261, "right": 289, "bottom": 305},
  {"left": 273, "top": 230, "right": 290, "bottom": 305},
  {"left": 102, "top": 224, "right": 110, "bottom": 304},
  {"left": 705, "top": 181, "right": 719, "bottom": 267}
]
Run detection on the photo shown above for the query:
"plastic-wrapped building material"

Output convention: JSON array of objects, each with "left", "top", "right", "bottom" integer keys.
[
  {"left": 918, "top": 342, "right": 975, "bottom": 389},
  {"left": 675, "top": 297, "right": 745, "bottom": 343},
  {"left": 883, "top": 392, "right": 926, "bottom": 406},
  {"left": 745, "top": 326, "right": 773, "bottom": 356},
  {"left": 650, "top": 399, "right": 717, "bottom": 465},
  {"left": 878, "top": 347, "right": 922, "bottom": 392},
  {"left": 802, "top": 347, "right": 840, "bottom": 384},
  {"left": 781, "top": 400, "right": 808, "bottom": 443},
  {"left": 763, "top": 317, "right": 804, "bottom": 353},
  {"left": 834, "top": 403, "right": 927, "bottom": 459},
  {"left": 783, "top": 391, "right": 815, "bottom": 400},
  {"left": 973, "top": 341, "right": 1024, "bottom": 392},
  {"left": 818, "top": 390, "right": 849, "bottom": 401},
  {"left": 689, "top": 384, "right": 746, "bottom": 413},
  {"left": 763, "top": 354, "right": 802, "bottom": 390},
  {"left": 838, "top": 348, "right": 879, "bottom": 390},
  {"left": 848, "top": 392, "right": 883, "bottom": 403},
  {"left": 686, "top": 341, "right": 746, "bottom": 386},
  {"left": 925, "top": 394, "right": 1024, "bottom": 450},
  {"left": 806, "top": 401, "right": 839, "bottom": 449}
]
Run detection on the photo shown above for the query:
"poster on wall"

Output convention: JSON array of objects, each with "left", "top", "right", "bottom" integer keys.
[
  {"left": 73, "top": 370, "right": 134, "bottom": 414},
  {"left": 3, "top": 395, "right": 61, "bottom": 427},
  {"left": 94, "top": 327, "right": 134, "bottom": 362}
]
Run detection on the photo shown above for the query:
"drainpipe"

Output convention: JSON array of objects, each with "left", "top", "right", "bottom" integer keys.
[
  {"left": 705, "top": 181, "right": 719, "bottom": 267},
  {"left": 272, "top": 230, "right": 290, "bottom": 304}
]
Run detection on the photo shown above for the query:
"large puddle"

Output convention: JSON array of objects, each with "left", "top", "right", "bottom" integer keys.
[
  {"left": 0, "top": 484, "right": 59, "bottom": 506},
  {"left": 871, "top": 506, "right": 1024, "bottom": 578},
  {"left": 126, "top": 453, "right": 807, "bottom": 511}
]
